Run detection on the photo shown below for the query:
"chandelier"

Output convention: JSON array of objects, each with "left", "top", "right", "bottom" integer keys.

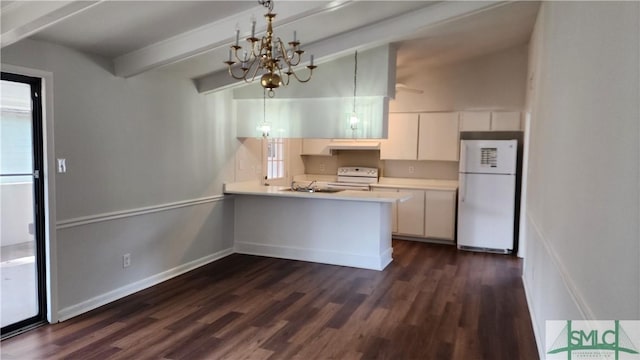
[{"left": 224, "top": 0, "right": 317, "bottom": 97}]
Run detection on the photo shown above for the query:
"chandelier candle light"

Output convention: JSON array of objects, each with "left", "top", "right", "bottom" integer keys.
[{"left": 224, "top": 0, "right": 317, "bottom": 97}]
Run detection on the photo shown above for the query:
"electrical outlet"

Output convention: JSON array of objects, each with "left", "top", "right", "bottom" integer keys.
[
  {"left": 408, "top": 166, "right": 415, "bottom": 174},
  {"left": 319, "top": 163, "right": 325, "bottom": 173},
  {"left": 123, "top": 253, "right": 131, "bottom": 268}
]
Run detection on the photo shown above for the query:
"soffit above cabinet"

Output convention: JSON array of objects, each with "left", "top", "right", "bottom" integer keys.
[{"left": 232, "top": 45, "right": 396, "bottom": 99}]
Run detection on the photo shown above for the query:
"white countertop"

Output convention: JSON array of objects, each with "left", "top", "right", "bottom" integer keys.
[
  {"left": 224, "top": 181, "right": 411, "bottom": 203},
  {"left": 297, "top": 174, "right": 458, "bottom": 191},
  {"left": 372, "top": 177, "right": 458, "bottom": 191}
]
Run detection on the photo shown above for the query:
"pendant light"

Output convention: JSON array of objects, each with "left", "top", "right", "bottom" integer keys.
[
  {"left": 257, "top": 88, "right": 271, "bottom": 137},
  {"left": 349, "top": 50, "right": 359, "bottom": 133}
]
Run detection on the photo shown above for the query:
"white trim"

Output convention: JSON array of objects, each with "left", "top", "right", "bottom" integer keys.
[
  {"left": 523, "top": 213, "right": 596, "bottom": 358},
  {"left": 2, "top": 63, "right": 59, "bottom": 323},
  {"left": 57, "top": 247, "right": 234, "bottom": 322},
  {"left": 56, "top": 195, "right": 227, "bottom": 229},
  {"left": 234, "top": 241, "right": 391, "bottom": 271},
  {"left": 522, "top": 274, "right": 544, "bottom": 359},
  {"left": 517, "top": 111, "right": 532, "bottom": 259},
  {"left": 527, "top": 214, "right": 594, "bottom": 320}
]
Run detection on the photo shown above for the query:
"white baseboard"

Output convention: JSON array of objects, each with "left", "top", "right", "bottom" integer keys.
[
  {"left": 57, "top": 247, "right": 234, "bottom": 322},
  {"left": 522, "top": 274, "right": 544, "bottom": 359},
  {"left": 235, "top": 241, "right": 392, "bottom": 271}
]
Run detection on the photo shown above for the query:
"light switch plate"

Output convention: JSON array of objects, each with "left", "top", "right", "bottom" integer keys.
[{"left": 57, "top": 158, "right": 66, "bottom": 173}]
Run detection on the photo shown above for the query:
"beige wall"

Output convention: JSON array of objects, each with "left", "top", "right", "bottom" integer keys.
[
  {"left": 301, "top": 151, "right": 458, "bottom": 180},
  {"left": 390, "top": 44, "right": 528, "bottom": 113}
]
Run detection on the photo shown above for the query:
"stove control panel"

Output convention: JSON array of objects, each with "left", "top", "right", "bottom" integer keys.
[{"left": 337, "top": 167, "right": 379, "bottom": 178}]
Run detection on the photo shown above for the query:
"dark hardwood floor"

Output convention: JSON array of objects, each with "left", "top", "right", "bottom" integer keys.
[{"left": 1, "top": 240, "right": 539, "bottom": 359}]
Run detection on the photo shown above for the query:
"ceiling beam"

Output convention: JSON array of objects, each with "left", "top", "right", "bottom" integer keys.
[
  {"left": 1, "top": 0, "right": 103, "bottom": 48},
  {"left": 195, "top": 0, "right": 506, "bottom": 94},
  {"left": 113, "top": 1, "right": 353, "bottom": 78}
]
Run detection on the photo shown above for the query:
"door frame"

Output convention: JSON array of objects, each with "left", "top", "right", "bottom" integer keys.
[{"left": 1, "top": 64, "right": 58, "bottom": 326}]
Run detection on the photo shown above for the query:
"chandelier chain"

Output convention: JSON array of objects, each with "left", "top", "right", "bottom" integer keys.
[{"left": 258, "top": 0, "right": 274, "bottom": 12}]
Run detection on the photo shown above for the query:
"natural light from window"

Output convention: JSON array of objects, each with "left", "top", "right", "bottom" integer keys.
[{"left": 266, "top": 138, "right": 284, "bottom": 180}]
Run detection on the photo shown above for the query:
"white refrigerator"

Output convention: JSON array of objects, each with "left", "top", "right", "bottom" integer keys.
[{"left": 457, "top": 140, "right": 517, "bottom": 253}]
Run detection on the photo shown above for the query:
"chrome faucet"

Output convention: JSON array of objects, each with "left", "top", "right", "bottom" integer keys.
[{"left": 291, "top": 180, "right": 317, "bottom": 192}]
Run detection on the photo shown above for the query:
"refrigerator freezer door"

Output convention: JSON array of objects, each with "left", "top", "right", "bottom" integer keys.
[
  {"left": 460, "top": 140, "right": 517, "bottom": 174},
  {"left": 457, "top": 173, "right": 516, "bottom": 251}
]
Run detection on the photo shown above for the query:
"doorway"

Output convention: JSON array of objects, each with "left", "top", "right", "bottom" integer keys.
[{"left": 1, "top": 72, "right": 47, "bottom": 337}]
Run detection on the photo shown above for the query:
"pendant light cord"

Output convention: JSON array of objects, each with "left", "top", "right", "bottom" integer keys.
[{"left": 353, "top": 50, "right": 358, "bottom": 113}]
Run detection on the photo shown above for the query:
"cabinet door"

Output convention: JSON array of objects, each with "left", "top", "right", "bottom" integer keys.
[
  {"left": 301, "top": 139, "right": 331, "bottom": 156},
  {"left": 396, "top": 189, "right": 425, "bottom": 236},
  {"left": 459, "top": 112, "right": 491, "bottom": 131},
  {"left": 380, "top": 113, "right": 419, "bottom": 160},
  {"left": 372, "top": 187, "right": 398, "bottom": 233},
  {"left": 424, "top": 190, "right": 457, "bottom": 241},
  {"left": 418, "top": 112, "right": 460, "bottom": 161},
  {"left": 491, "top": 112, "right": 521, "bottom": 131}
]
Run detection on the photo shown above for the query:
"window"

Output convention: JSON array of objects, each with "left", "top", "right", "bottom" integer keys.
[{"left": 266, "top": 138, "right": 285, "bottom": 179}]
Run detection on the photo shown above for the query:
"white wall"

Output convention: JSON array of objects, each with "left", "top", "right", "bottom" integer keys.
[
  {"left": 2, "top": 39, "right": 238, "bottom": 320},
  {"left": 523, "top": 2, "right": 640, "bottom": 355}
]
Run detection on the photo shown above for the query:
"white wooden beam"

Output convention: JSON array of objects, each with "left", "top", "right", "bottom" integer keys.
[
  {"left": 113, "top": 1, "right": 352, "bottom": 78},
  {"left": 1, "top": 0, "right": 103, "bottom": 48},
  {"left": 195, "top": 0, "right": 505, "bottom": 94}
]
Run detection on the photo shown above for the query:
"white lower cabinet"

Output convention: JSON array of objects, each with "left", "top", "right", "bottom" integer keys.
[
  {"left": 374, "top": 187, "right": 457, "bottom": 242},
  {"left": 372, "top": 188, "right": 398, "bottom": 233},
  {"left": 424, "top": 190, "right": 456, "bottom": 241},
  {"left": 396, "top": 189, "right": 425, "bottom": 236}
]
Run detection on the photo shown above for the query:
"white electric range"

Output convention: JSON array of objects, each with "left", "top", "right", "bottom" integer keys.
[{"left": 326, "top": 167, "right": 379, "bottom": 191}]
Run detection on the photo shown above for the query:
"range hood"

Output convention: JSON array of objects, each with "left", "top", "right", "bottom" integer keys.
[{"left": 327, "top": 140, "right": 381, "bottom": 150}]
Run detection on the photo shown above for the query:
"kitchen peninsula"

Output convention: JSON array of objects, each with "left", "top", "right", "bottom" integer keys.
[{"left": 224, "top": 182, "right": 410, "bottom": 270}]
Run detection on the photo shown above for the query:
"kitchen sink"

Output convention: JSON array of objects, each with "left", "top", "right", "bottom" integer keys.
[{"left": 279, "top": 188, "right": 344, "bottom": 193}]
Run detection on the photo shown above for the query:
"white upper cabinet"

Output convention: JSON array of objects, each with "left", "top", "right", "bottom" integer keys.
[
  {"left": 490, "top": 111, "right": 522, "bottom": 131},
  {"left": 380, "top": 113, "right": 419, "bottom": 160},
  {"left": 418, "top": 112, "right": 460, "bottom": 161},
  {"left": 301, "top": 139, "right": 332, "bottom": 156},
  {"left": 460, "top": 111, "right": 522, "bottom": 131},
  {"left": 459, "top": 111, "right": 491, "bottom": 131}
]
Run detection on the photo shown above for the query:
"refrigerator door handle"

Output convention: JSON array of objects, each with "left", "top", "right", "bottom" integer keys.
[
  {"left": 459, "top": 141, "right": 467, "bottom": 172},
  {"left": 460, "top": 173, "right": 466, "bottom": 202}
]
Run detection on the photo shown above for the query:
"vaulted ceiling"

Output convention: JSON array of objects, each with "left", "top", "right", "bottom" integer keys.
[{"left": 1, "top": 1, "right": 539, "bottom": 93}]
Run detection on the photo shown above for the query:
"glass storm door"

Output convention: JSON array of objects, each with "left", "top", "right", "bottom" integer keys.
[{"left": 1, "top": 72, "right": 47, "bottom": 337}]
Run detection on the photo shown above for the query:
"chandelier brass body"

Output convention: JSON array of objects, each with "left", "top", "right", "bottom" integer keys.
[{"left": 224, "top": 1, "right": 317, "bottom": 97}]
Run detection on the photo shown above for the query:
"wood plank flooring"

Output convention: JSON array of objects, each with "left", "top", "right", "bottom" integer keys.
[{"left": 1, "top": 240, "right": 539, "bottom": 359}]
